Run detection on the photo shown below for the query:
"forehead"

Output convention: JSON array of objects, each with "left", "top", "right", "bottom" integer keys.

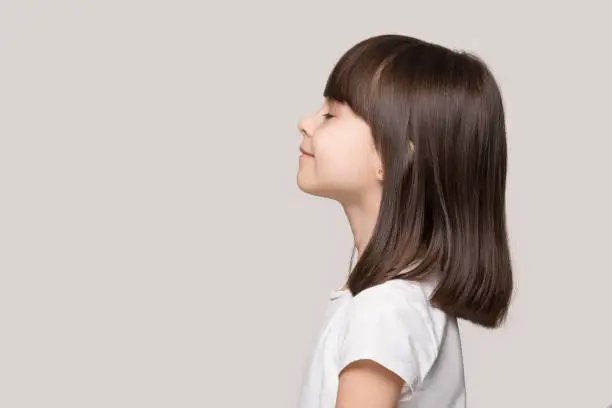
[{"left": 324, "top": 98, "right": 348, "bottom": 112}]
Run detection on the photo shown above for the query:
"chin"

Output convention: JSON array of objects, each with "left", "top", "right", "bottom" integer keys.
[
  {"left": 297, "top": 173, "right": 325, "bottom": 197},
  {"left": 297, "top": 173, "right": 317, "bottom": 195},
  {"left": 297, "top": 174, "right": 347, "bottom": 202}
]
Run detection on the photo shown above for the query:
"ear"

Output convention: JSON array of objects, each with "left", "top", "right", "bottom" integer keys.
[{"left": 373, "top": 150, "right": 384, "bottom": 182}]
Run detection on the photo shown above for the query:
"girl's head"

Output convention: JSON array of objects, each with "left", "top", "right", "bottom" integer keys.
[
  {"left": 297, "top": 97, "right": 385, "bottom": 201},
  {"left": 297, "top": 34, "right": 513, "bottom": 328}
]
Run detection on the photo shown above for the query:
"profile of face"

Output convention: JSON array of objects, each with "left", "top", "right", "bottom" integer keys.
[{"left": 296, "top": 99, "right": 383, "bottom": 203}]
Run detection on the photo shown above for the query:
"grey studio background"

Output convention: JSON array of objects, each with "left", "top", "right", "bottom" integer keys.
[{"left": 1, "top": 1, "right": 611, "bottom": 407}]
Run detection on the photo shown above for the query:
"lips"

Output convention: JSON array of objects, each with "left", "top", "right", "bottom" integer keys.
[{"left": 300, "top": 147, "right": 314, "bottom": 157}]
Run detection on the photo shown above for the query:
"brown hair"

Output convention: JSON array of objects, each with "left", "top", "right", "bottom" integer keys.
[{"left": 325, "top": 34, "right": 513, "bottom": 328}]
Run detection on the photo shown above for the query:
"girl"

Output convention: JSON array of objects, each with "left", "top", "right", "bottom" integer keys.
[{"left": 296, "top": 34, "right": 513, "bottom": 408}]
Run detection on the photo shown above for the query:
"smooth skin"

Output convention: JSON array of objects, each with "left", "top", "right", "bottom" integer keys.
[
  {"left": 297, "top": 98, "right": 384, "bottom": 260},
  {"left": 297, "top": 99, "right": 410, "bottom": 407},
  {"left": 336, "top": 360, "right": 405, "bottom": 408}
]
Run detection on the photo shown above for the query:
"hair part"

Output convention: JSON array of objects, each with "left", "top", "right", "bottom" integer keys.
[{"left": 326, "top": 34, "right": 513, "bottom": 328}]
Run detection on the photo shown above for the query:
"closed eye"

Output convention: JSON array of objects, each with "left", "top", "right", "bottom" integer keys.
[{"left": 322, "top": 113, "right": 335, "bottom": 119}]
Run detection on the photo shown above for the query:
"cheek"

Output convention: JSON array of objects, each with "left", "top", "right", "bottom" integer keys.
[{"left": 314, "top": 130, "right": 375, "bottom": 183}]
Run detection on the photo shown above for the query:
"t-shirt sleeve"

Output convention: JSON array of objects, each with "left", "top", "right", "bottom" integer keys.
[{"left": 337, "top": 284, "right": 435, "bottom": 391}]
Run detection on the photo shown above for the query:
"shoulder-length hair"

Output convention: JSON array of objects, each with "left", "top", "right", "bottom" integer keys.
[{"left": 325, "top": 34, "right": 513, "bottom": 328}]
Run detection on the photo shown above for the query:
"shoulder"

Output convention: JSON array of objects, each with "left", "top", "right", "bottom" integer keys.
[
  {"left": 348, "top": 278, "right": 434, "bottom": 314},
  {"left": 338, "top": 279, "right": 445, "bottom": 391},
  {"left": 343, "top": 278, "right": 444, "bottom": 343},
  {"left": 344, "top": 278, "right": 448, "bottom": 352}
]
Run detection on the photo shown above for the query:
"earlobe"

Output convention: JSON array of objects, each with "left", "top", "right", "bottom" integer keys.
[{"left": 377, "top": 168, "right": 384, "bottom": 181}]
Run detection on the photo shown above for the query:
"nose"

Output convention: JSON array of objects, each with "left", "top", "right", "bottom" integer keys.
[{"left": 297, "top": 115, "right": 312, "bottom": 139}]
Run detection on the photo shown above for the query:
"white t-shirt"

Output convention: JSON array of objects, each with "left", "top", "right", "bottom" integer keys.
[{"left": 298, "top": 268, "right": 466, "bottom": 407}]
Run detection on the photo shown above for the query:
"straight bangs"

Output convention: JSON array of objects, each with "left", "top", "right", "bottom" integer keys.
[{"left": 322, "top": 35, "right": 424, "bottom": 122}]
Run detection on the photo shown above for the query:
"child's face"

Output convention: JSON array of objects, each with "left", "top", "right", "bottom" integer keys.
[{"left": 296, "top": 98, "right": 383, "bottom": 202}]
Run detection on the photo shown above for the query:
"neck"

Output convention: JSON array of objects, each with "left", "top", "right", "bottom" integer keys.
[{"left": 340, "top": 188, "right": 382, "bottom": 260}]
